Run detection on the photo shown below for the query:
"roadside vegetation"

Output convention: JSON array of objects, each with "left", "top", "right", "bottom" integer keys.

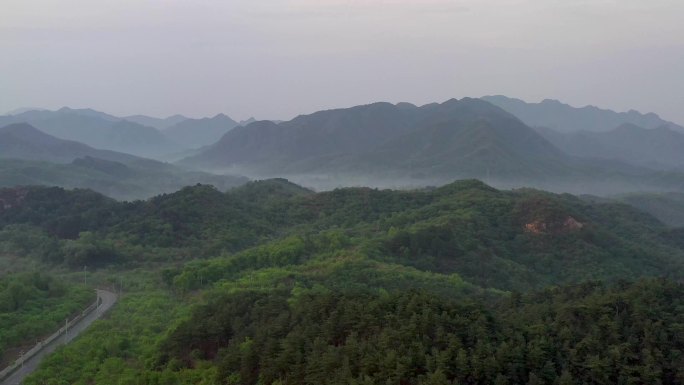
[{"left": 0, "top": 273, "right": 93, "bottom": 366}]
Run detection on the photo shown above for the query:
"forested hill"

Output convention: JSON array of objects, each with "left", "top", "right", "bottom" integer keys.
[
  {"left": 156, "top": 279, "right": 684, "bottom": 385},
  {"left": 8, "top": 178, "right": 684, "bottom": 385},
  {"left": 2, "top": 178, "right": 683, "bottom": 291}
]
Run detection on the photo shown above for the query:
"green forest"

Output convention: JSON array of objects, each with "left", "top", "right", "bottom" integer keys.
[
  {"left": 0, "top": 179, "right": 683, "bottom": 384},
  {"left": 0, "top": 273, "right": 93, "bottom": 366}
]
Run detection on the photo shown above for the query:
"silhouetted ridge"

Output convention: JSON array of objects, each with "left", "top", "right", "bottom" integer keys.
[
  {"left": 0, "top": 123, "right": 140, "bottom": 164},
  {"left": 483, "top": 95, "right": 683, "bottom": 133},
  {"left": 181, "top": 98, "right": 565, "bottom": 179}
]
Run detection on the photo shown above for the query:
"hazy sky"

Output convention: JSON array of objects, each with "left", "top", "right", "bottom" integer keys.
[{"left": 1, "top": 0, "right": 683, "bottom": 123}]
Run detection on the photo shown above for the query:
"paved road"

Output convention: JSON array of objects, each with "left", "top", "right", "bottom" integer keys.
[{"left": 1, "top": 289, "right": 118, "bottom": 385}]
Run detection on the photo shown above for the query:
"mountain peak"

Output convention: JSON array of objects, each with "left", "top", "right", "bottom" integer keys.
[
  {"left": 395, "top": 102, "right": 416, "bottom": 109},
  {"left": 239, "top": 117, "right": 257, "bottom": 126}
]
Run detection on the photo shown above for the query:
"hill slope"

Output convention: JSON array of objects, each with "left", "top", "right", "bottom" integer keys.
[
  {"left": 181, "top": 99, "right": 684, "bottom": 194},
  {"left": 3, "top": 179, "right": 683, "bottom": 289},
  {"left": 0, "top": 123, "right": 139, "bottom": 164},
  {"left": 537, "top": 123, "right": 684, "bottom": 169},
  {"left": 182, "top": 99, "right": 568, "bottom": 179},
  {"left": 6, "top": 179, "right": 684, "bottom": 384},
  {"left": 483, "top": 95, "right": 684, "bottom": 133},
  {"left": 0, "top": 108, "right": 184, "bottom": 158}
]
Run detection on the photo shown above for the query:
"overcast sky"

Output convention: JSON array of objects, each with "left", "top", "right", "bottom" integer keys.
[{"left": 1, "top": 0, "right": 683, "bottom": 123}]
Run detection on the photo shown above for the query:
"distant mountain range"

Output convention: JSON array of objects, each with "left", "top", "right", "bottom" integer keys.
[
  {"left": 482, "top": 95, "right": 684, "bottom": 133},
  {"left": 162, "top": 113, "right": 239, "bottom": 149},
  {"left": 182, "top": 98, "right": 566, "bottom": 177},
  {"left": 0, "top": 123, "right": 138, "bottom": 164},
  {"left": 0, "top": 107, "right": 246, "bottom": 159},
  {"left": 0, "top": 122, "right": 247, "bottom": 199},
  {"left": 536, "top": 123, "right": 684, "bottom": 169},
  {"left": 123, "top": 114, "right": 190, "bottom": 130},
  {"left": 6, "top": 97, "right": 684, "bottom": 196},
  {"left": 0, "top": 108, "right": 180, "bottom": 158},
  {"left": 179, "top": 98, "right": 684, "bottom": 194},
  {"left": 481, "top": 96, "right": 684, "bottom": 170}
]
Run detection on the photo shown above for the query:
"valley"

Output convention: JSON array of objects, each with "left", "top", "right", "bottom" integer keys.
[{"left": 2, "top": 98, "right": 684, "bottom": 385}]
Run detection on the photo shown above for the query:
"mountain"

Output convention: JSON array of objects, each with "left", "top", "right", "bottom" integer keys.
[
  {"left": 0, "top": 108, "right": 184, "bottom": 159},
  {"left": 482, "top": 95, "right": 684, "bottom": 133},
  {"left": 180, "top": 98, "right": 684, "bottom": 194},
  {"left": 163, "top": 113, "right": 239, "bottom": 149},
  {"left": 0, "top": 123, "right": 139, "bottom": 164},
  {"left": 123, "top": 114, "right": 189, "bottom": 130},
  {"left": 182, "top": 98, "right": 569, "bottom": 180},
  {"left": 53, "top": 106, "right": 120, "bottom": 121},
  {"left": 537, "top": 123, "right": 684, "bottom": 169},
  {"left": 238, "top": 117, "right": 257, "bottom": 126},
  {"left": 0, "top": 123, "right": 248, "bottom": 199}
]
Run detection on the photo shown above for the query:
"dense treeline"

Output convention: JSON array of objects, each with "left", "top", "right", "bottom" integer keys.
[
  {"left": 3, "top": 179, "right": 683, "bottom": 291},
  {"left": 0, "top": 273, "right": 92, "bottom": 364},
  {"left": 10, "top": 179, "right": 684, "bottom": 384},
  {"left": 154, "top": 279, "right": 684, "bottom": 385}
]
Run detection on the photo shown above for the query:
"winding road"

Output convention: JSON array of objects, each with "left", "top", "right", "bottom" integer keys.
[{"left": 0, "top": 289, "right": 118, "bottom": 385}]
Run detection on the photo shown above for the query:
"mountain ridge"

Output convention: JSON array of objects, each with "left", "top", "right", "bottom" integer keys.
[
  {"left": 536, "top": 122, "right": 684, "bottom": 169},
  {"left": 0, "top": 109, "right": 182, "bottom": 158},
  {"left": 483, "top": 95, "right": 684, "bottom": 133},
  {"left": 163, "top": 113, "right": 240, "bottom": 149},
  {"left": 0, "top": 123, "right": 140, "bottom": 164},
  {"left": 181, "top": 98, "right": 567, "bottom": 180}
]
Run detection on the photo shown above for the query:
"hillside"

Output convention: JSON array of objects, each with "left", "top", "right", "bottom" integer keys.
[
  {"left": 180, "top": 99, "right": 684, "bottom": 194},
  {"left": 2, "top": 179, "right": 683, "bottom": 289},
  {"left": 163, "top": 113, "right": 239, "bottom": 149},
  {"left": 0, "top": 108, "right": 184, "bottom": 159},
  {"left": 152, "top": 279, "right": 684, "bottom": 385},
  {"left": 3, "top": 179, "right": 684, "bottom": 384},
  {"left": 482, "top": 95, "right": 684, "bottom": 133},
  {"left": 182, "top": 99, "right": 569, "bottom": 178},
  {"left": 536, "top": 123, "right": 684, "bottom": 169},
  {"left": 0, "top": 123, "right": 248, "bottom": 199},
  {"left": 0, "top": 123, "right": 141, "bottom": 164}
]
